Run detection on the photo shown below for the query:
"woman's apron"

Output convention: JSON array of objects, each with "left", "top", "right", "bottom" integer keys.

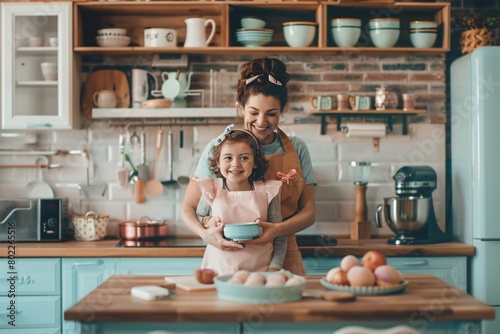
[
  {"left": 264, "top": 128, "right": 307, "bottom": 275},
  {"left": 198, "top": 179, "right": 278, "bottom": 275}
]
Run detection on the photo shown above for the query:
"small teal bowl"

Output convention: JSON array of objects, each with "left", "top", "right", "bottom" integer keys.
[
  {"left": 369, "top": 18, "right": 400, "bottom": 30},
  {"left": 223, "top": 222, "right": 260, "bottom": 241}
]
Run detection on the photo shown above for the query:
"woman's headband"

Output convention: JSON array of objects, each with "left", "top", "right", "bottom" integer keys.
[{"left": 245, "top": 73, "right": 283, "bottom": 86}]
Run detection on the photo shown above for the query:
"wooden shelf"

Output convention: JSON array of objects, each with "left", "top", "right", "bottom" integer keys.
[
  {"left": 74, "top": 1, "right": 450, "bottom": 54},
  {"left": 308, "top": 109, "right": 426, "bottom": 135},
  {"left": 91, "top": 107, "right": 236, "bottom": 119}
]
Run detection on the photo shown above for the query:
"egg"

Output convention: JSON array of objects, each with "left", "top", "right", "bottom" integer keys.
[
  {"left": 244, "top": 272, "right": 266, "bottom": 286},
  {"left": 266, "top": 273, "right": 286, "bottom": 287},
  {"left": 285, "top": 276, "right": 306, "bottom": 286},
  {"left": 326, "top": 267, "right": 342, "bottom": 283},
  {"left": 340, "top": 255, "right": 360, "bottom": 272},
  {"left": 227, "top": 277, "right": 244, "bottom": 284},
  {"left": 331, "top": 270, "right": 350, "bottom": 286},
  {"left": 374, "top": 265, "right": 404, "bottom": 286},
  {"left": 347, "top": 266, "right": 376, "bottom": 287},
  {"left": 232, "top": 270, "right": 251, "bottom": 282}
]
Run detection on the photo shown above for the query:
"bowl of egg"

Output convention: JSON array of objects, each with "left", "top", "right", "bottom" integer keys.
[
  {"left": 214, "top": 270, "right": 306, "bottom": 303},
  {"left": 321, "top": 251, "right": 408, "bottom": 295}
]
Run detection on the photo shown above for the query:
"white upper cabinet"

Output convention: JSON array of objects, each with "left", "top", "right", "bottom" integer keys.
[{"left": 1, "top": 2, "right": 79, "bottom": 129}]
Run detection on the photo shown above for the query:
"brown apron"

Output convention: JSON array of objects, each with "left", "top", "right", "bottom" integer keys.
[{"left": 264, "top": 128, "right": 306, "bottom": 275}]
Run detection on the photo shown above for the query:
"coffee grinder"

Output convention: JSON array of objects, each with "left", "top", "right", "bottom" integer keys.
[{"left": 375, "top": 166, "right": 450, "bottom": 245}]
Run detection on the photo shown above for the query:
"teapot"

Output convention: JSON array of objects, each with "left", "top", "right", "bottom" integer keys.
[{"left": 161, "top": 71, "right": 193, "bottom": 99}]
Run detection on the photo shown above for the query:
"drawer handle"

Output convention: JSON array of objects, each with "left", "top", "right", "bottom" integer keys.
[
  {"left": 402, "top": 260, "right": 428, "bottom": 266},
  {"left": 73, "top": 260, "right": 104, "bottom": 268},
  {"left": 26, "top": 123, "right": 53, "bottom": 128}
]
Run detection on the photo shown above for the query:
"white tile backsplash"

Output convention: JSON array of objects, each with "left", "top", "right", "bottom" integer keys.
[{"left": 0, "top": 122, "right": 446, "bottom": 238}]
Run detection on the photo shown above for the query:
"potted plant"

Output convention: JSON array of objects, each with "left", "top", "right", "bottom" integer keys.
[{"left": 456, "top": 12, "right": 499, "bottom": 54}]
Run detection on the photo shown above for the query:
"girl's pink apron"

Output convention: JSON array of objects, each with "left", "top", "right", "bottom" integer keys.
[
  {"left": 196, "top": 178, "right": 280, "bottom": 275},
  {"left": 264, "top": 128, "right": 307, "bottom": 276}
]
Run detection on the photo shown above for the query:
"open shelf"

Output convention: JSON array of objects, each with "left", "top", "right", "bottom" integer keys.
[
  {"left": 73, "top": 1, "right": 450, "bottom": 55},
  {"left": 308, "top": 109, "right": 427, "bottom": 135}
]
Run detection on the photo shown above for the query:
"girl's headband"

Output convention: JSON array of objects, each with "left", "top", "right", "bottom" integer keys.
[{"left": 213, "top": 124, "right": 260, "bottom": 150}]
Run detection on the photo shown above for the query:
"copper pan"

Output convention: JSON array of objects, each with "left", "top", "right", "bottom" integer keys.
[{"left": 118, "top": 217, "right": 168, "bottom": 240}]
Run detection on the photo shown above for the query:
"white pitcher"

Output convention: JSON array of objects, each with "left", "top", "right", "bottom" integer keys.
[{"left": 184, "top": 18, "right": 216, "bottom": 47}]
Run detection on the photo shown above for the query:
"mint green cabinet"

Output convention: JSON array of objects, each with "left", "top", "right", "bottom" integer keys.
[
  {"left": 62, "top": 258, "right": 119, "bottom": 334},
  {"left": 119, "top": 258, "right": 202, "bottom": 275},
  {"left": 0, "top": 258, "right": 60, "bottom": 333}
]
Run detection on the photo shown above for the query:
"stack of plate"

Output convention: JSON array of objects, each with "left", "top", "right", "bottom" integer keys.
[
  {"left": 236, "top": 28, "right": 273, "bottom": 47},
  {"left": 96, "top": 28, "right": 131, "bottom": 47}
]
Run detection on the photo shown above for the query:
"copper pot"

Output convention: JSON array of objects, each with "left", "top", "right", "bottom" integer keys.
[{"left": 118, "top": 217, "right": 169, "bottom": 240}]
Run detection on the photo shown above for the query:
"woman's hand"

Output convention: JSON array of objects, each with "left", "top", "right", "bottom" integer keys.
[
  {"left": 244, "top": 220, "right": 278, "bottom": 245},
  {"left": 202, "top": 218, "right": 244, "bottom": 251}
]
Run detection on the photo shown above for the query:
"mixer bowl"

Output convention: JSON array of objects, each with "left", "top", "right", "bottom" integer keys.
[{"left": 377, "top": 197, "right": 430, "bottom": 234}]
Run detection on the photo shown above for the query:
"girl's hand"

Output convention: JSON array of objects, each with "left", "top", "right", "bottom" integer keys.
[
  {"left": 244, "top": 220, "right": 277, "bottom": 244},
  {"left": 202, "top": 218, "right": 244, "bottom": 251}
]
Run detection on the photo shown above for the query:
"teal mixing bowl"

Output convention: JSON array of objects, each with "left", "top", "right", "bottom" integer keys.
[{"left": 223, "top": 222, "right": 260, "bottom": 241}]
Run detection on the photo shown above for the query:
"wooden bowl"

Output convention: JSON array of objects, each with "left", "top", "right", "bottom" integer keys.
[{"left": 142, "top": 98, "right": 172, "bottom": 108}]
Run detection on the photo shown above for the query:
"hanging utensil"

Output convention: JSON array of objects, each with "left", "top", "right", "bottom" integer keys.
[
  {"left": 125, "top": 154, "right": 139, "bottom": 184},
  {"left": 161, "top": 130, "right": 178, "bottom": 187},
  {"left": 116, "top": 133, "right": 128, "bottom": 188},
  {"left": 145, "top": 128, "right": 164, "bottom": 198},
  {"left": 138, "top": 129, "right": 150, "bottom": 181},
  {"left": 23, "top": 156, "right": 55, "bottom": 198}
]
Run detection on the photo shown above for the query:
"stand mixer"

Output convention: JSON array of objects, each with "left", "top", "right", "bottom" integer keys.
[{"left": 375, "top": 166, "right": 450, "bottom": 245}]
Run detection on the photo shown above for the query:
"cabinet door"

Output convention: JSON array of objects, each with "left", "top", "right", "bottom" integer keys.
[
  {"left": 0, "top": 258, "right": 60, "bottom": 296},
  {"left": 61, "top": 258, "right": 119, "bottom": 334},
  {"left": 1, "top": 2, "right": 78, "bottom": 129},
  {"left": 119, "top": 258, "right": 202, "bottom": 275},
  {"left": 0, "top": 296, "right": 60, "bottom": 330},
  {"left": 388, "top": 257, "right": 467, "bottom": 291}
]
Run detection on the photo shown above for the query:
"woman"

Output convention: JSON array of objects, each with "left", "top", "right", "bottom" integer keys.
[{"left": 180, "top": 57, "right": 316, "bottom": 275}]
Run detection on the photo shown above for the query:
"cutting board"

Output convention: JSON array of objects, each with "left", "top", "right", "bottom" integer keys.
[
  {"left": 164, "top": 276, "right": 216, "bottom": 292},
  {"left": 81, "top": 69, "right": 130, "bottom": 118}
]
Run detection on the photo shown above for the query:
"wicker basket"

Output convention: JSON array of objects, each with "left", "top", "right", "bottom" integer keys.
[{"left": 461, "top": 28, "right": 494, "bottom": 54}]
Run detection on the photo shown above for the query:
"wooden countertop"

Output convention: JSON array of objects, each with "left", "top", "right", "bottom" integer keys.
[
  {"left": 1, "top": 238, "right": 475, "bottom": 257},
  {"left": 64, "top": 274, "right": 494, "bottom": 323}
]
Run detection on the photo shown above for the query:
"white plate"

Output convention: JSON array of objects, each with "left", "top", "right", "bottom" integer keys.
[{"left": 320, "top": 278, "right": 408, "bottom": 295}]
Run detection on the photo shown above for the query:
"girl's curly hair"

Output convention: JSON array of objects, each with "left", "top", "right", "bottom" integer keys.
[{"left": 209, "top": 130, "right": 268, "bottom": 182}]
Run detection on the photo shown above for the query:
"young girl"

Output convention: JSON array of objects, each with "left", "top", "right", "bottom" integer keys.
[{"left": 192, "top": 125, "right": 286, "bottom": 275}]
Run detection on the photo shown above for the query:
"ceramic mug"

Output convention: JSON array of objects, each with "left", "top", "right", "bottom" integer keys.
[
  {"left": 40, "top": 62, "right": 58, "bottom": 81},
  {"left": 28, "top": 36, "right": 43, "bottom": 47},
  {"left": 336, "top": 94, "right": 349, "bottom": 110},
  {"left": 144, "top": 28, "right": 177, "bottom": 47},
  {"left": 310, "top": 96, "right": 333, "bottom": 110},
  {"left": 93, "top": 90, "right": 117, "bottom": 108},
  {"left": 349, "top": 96, "right": 373, "bottom": 110}
]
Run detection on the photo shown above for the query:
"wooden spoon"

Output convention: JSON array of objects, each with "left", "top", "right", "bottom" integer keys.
[{"left": 144, "top": 128, "right": 164, "bottom": 198}]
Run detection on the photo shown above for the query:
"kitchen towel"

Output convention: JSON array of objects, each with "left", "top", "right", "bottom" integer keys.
[{"left": 343, "top": 123, "right": 386, "bottom": 138}]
